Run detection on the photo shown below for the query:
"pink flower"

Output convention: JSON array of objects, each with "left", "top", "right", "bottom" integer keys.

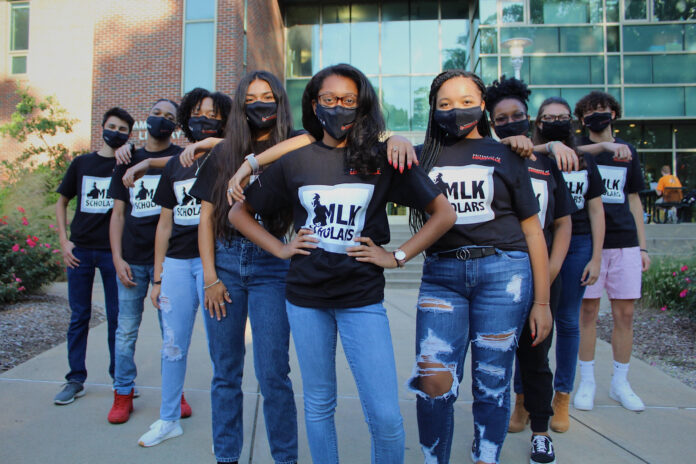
[
  {"left": 52, "top": 249, "right": 61, "bottom": 253},
  {"left": 17, "top": 206, "right": 25, "bottom": 214},
  {"left": 673, "top": 272, "right": 677, "bottom": 276},
  {"left": 687, "top": 278, "right": 692, "bottom": 283},
  {"left": 26, "top": 238, "right": 36, "bottom": 247},
  {"left": 21, "top": 217, "right": 28, "bottom": 226},
  {"left": 15, "top": 277, "right": 22, "bottom": 283},
  {"left": 660, "top": 306, "right": 667, "bottom": 311},
  {"left": 680, "top": 289, "right": 688, "bottom": 298},
  {"left": 32, "top": 236, "right": 38, "bottom": 242},
  {"left": 44, "top": 243, "right": 51, "bottom": 248},
  {"left": 17, "top": 286, "right": 25, "bottom": 292},
  {"left": 681, "top": 265, "right": 689, "bottom": 272},
  {"left": 11, "top": 244, "right": 20, "bottom": 252},
  {"left": 48, "top": 224, "right": 55, "bottom": 229},
  {"left": 20, "top": 248, "right": 25, "bottom": 253}
]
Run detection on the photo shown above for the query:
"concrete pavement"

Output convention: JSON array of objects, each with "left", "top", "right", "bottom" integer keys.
[{"left": 1, "top": 282, "right": 695, "bottom": 463}]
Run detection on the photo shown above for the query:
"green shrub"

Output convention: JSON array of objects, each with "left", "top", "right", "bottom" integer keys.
[
  {"left": 641, "top": 255, "right": 696, "bottom": 315},
  {"left": 0, "top": 207, "right": 63, "bottom": 304}
]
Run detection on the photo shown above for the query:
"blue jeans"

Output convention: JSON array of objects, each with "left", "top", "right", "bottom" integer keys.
[
  {"left": 159, "top": 256, "right": 205, "bottom": 420},
  {"left": 555, "top": 233, "right": 592, "bottom": 393},
  {"left": 113, "top": 263, "right": 162, "bottom": 395},
  {"left": 287, "top": 300, "right": 405, "bottom": 464},
  {"left": 206, "top": 237, "right": 297, "bottom": 464},
  {"left": 65, "top": 247, "right": 119, "bottom": 383},
  {"left": 410, "top": 250, "right": 532, "bottom": 464}
]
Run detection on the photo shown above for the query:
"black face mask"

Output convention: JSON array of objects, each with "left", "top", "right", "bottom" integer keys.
[
  {"left": 102, "top": 129, "right": 129, "bottom": 148},
  {"left": 433, "top": 107, "right": 482, "bottom": 139},
  {"left": 245, "top": 101, "right": 278, "bottom": 130},
  {"left": 315, "top": 104, "right": 357, "bottom": 141},
  {"left": 540, "top": 120, "right": 572, "bottom": 142},
  {"left": 493, "top": 119, "right": 530, "bottom": 139},
  {"left": 146, "top": 115, "right": 176, "bottom": 140},
  {"left": 188, "top": 116, "right": 223, "bottom": 141},
  {"left": 583, "top": 111, "right": 612, "bottom": 133}
]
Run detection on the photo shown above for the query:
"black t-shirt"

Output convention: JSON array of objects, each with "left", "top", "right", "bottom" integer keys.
[
  {"left": 56, "top": 152, "right": 116, "bottom": 250},
  {"left": 423, "top": 137, "right": 540, "bottom": 254},
  {"left": 580, "top": 136, "right": 644, "bottom": 248},
  {"left": 245, "top": 141, "right": 441, "bottom": 309},
  {"left": 526, "top": 154, "right": 577, "bottom": 247},
  {"left": 561, "top": 153, "right": 605, "bottom": 236},
  {"left": 108, "top": 144, "right": 183, "bottom": 264},
  {"left": 153, "top": 155, "right": 201, "bottom": 259}
]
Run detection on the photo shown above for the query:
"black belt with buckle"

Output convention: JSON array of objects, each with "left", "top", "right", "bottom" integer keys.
[{"left": 438, "top": 246, "right": 497, "bottom": 261}]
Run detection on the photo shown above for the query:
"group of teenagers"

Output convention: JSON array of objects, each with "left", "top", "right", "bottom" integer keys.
[{"left": 54, "top": 63, "right": 650, "bottom": 464}]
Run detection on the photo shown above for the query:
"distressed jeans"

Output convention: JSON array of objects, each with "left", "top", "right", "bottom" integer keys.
[
  {"left": 206, "top": 237, "right": 297, "bottom": 464},
  {"left": 410, "top": 249, "right": 532, "bottom": 464},
  {"left": 286, "top": 300, "right": 405, "bottom": 464},
  {"left": 159, "top": 256, "right": 206, "bottom": 421}
]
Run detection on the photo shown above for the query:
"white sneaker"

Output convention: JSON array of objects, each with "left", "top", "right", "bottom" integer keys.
[
  {"left": 138, "top": 419, "right": 183, "bottom": 447},
  {"left": 573, "top": 381, "right": 596, "bottom": 410},
  {"left": 610, "top": 382, "right": 645, "bottom": 412}
]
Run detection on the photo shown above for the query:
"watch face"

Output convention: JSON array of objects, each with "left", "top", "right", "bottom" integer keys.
[{"left": 395, "top": 250, "right": 406, "bottom": 261}]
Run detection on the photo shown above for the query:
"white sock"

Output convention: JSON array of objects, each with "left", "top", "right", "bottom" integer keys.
[
  {"left": 612, "top": 360, "right": 630, "bottom": 385},
  {"left": 579, "top": 360, "right": 595, "bottom": 384}
]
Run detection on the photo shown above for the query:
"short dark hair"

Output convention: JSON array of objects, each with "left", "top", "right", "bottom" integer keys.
[
  {"left": 151, "top": 98, "right": 179, "bottom": 111},
  {"left": 484, "top": 75, "right": 531, "bottom": 116},
  {"left": 177, "top": 87, "right": 232, "bottom": 142},
  {"left": 102, "top": 107, "right": 135, "bottom": 133},
  {"left": 574, "top": 90, "right": 622, "bottom": 120}
]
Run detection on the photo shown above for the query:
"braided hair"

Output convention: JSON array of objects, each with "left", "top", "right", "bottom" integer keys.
[{"left": 409, "top": 70, "right": 490, "bottom": 234}]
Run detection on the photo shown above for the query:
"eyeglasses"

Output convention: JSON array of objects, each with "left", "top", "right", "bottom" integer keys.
[
  {"left": 317, "top": 93, "right": 358, "bottom": 108},
  {"left": 493, "top": 112, "right": 527, "bottom": 126},
  {"left": 540, "top": 114, "right": 571, "bottom": 123}
]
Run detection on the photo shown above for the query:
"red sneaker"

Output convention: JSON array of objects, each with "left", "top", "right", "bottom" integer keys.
[
  {"left": 180, "top": 393, "right": 192, "bottom": 418},
  {"left": 108, "top": 389, "right": 134, "bottom": 424}
]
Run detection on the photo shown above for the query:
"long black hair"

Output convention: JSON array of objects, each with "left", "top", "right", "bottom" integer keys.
[
  {"left": 177, "top": 87, "right": 232, "bottom": 143},
  {"left": 409, "top": 70, "right": 490, "bottom": 234},
  {"left": 533, "top": 96, "right": 586, "bottom": 170},
  {"left": 301, "top": 63, "right": 386, "bottom": 176},
  {"left": 209, "top": 71, "right": 294, "bottom": 239}
]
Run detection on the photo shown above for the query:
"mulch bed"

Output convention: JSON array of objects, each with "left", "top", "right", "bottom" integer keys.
[
  {"left": 597, "top": 303, "right": 696, "bottom": 389},
  {"left": 0, "top": 294, "right": 105, "bottom": 372}
]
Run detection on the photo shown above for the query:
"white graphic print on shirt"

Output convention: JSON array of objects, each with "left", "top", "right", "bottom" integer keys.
[
  {"left": 299, "top": 183, "right": 374, "bottom": 254},
  {"left": 598, "top": 165, "right": 627, "bottom": 204},
  {"left": 81, "top": 176, "right": 113, "bottom": 213},
  {"left": 563, "top": 170, "right": 588, "bottom": 210},
  {"left": 429, "top": 165, "right": 495, "bottom": 224},
  {"left": 531, "top": 178, "right": 548, "bottom": 226},
  {"left": 129, "top": 175, "right": 162, "bottom": 217},
  {"left": 173, "top": 178, "right": 201, "bottom": 226}
]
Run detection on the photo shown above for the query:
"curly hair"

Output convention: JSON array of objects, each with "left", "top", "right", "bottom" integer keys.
[
  {"left": 301, "top": 63, "right": 386, "bottom": 177},
  {"left": 177, "top": 88, "right": 232, "bottom": 143},
  {"left": 574, "top": 90, "right": 622, "bottom": 121},
  {"left": 409, "top": 70, "right": 491, "bottom": 234},
  {"left": 484, "top": 75, "right": 531, "bottom": 116}
]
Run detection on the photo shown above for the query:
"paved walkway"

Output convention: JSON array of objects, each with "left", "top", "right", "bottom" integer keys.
[{"left": 1, "top": 282, "right": 695, "bottom": 463}]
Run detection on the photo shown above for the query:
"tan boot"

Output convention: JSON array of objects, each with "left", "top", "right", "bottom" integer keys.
[
  {"left": 508, "top": 393, "right": 529, "bottom": 433},
  {"left": 550, "top": 391, "right": 570, "bottom": 433}
]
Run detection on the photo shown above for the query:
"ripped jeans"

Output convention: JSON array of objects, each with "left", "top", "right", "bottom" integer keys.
[
  {"left": 159, "top": 256, "right": 206, "bottom": 421},
  {"left": 409, "top": 249, "right": 532, "bottom": 464}
]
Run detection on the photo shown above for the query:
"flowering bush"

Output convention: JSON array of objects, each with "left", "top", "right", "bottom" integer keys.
[
  {"left": 641, "top": 256, "right": 696, "bottom": 316},
  {"left": 0, "top": 207, "right": 63, "bottom": 304}
]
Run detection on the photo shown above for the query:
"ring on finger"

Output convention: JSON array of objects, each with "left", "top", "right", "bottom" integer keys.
[
  {"left": 392, "top": 147, "right": 399, "bottom": 152},
  {"left": 227, "top": 188, "right": 234, "bottom": 193}
]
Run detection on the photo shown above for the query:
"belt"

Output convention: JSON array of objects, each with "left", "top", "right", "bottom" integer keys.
[{"left": 437, "top": 246, "right": 497, "bottom": 261}]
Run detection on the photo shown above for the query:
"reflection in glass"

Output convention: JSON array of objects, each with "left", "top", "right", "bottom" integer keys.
[
  {"left": 442, "top": 20, "right": 469, "bottom": 70},
  {"left": 352, "top": 3, "right": 378, "bottom": 22},
  {"left": 411, "top": 0, "right": 438, "bottom": 20},
  {"left": 480, "top": 0, "right": 498, "bottom": 25},
  {"left": 184, "top": 22, "right": 214, "bottom": 92},
  {"left": 654, "top": 54, "right": 696, "bottom": 84},
  {"left": 607, "top": 26, "right": 620, "bottom": 52},
  {"left": 687, "top": 87, "right": 696, "bottom": 116},
  {"left": 10, "top": 4, "right": 29, "bottom": 51},
  {"left": 286, "top": 79, "right": 309, "bottom": 131},
  {"left": 501, "top": 27, "right": 559, "bottom": 53},
  {"left": 529, "top": 88, "right": 561, "bottom": 117},
  {"left": 560, "top": 26, "right": 603, "bottom": 53},
  {"left": 607, "top": 56, "right": 621, "bottom": 85},
  {"left": 286, "top": 25, "right": 318, "bottom": 77},
  {"left": 623, "top": 25, "right": 684, "bottom": 52},
  {"left": 501, "top": 0, "right": 524, "bottom": 23},
  {"left": 481, "top": 28, "right": 498, "bottom": 54},
  {"left": 530, "top": 56, "right": 592, "bottom": 85},
  {"left": 608, "top": 87, "right": 622, "bottom": 104},
  {"left": 286, "top": 5, "right": 319, "bottom": 26},
  {"left": 653, "top": 0, "right": 696, "bottom": 21},
  {"left": 624, "top": 0, "right": 647, "bottom": 19},
  {"left": 186, "top": 0, "right": 215, "bottom": 20},
  {"left": 323, "top": 4, "right": 349, "bottom": 24},
  {"left": 676, "top": 152, "right": 696, "bottom": 188},
  {"left": 625, "top": 87, "right": 685, "bottom": 117},
  {"left": 606, "top": 0, "right": 620, "bottom": 22},
  {"left": 351, "top": 21, "right": 379, "bottom": 75},
  {"left": 641, "top": 124, "right": 672, "bottom": 149},
  {"left": 590, "top": 56, "right": 604, "bottom": 84},
  {"left": 382, "top": 20, "right": 410, "bottom": 75},
  {"left": 11, "top": 56, "right": 27, "bottom": 74},
  {"left": 481, "top": 57, "right": 499, "bottom": 86},
  {"left": 322, "top": 22, "right": 350, "bottom": 67},
  {"left": 382, "top": 77, "right": 410, "bottom": 131},
  {"left": 441, "top": 0, "right": 469, "bottom": 20},
  {"left": 561, "top": 88, "right": 602, "bottom": 111},
  {"left": 411, "top": 20, "right": 439, "bottom": 73},
  {"left": 411, "top": 76, "right": 433, "bottom": 131},
  {"left": 531, "top": 0, "right": 589, "bottom": 24},
  {"left": 624, "top": 55, "right": 652, "bottom": 84},
  {"left": 676, "top": 124, "right": 696, "bottom": 149}
]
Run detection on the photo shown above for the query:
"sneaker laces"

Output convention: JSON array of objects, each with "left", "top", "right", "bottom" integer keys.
[{"left": 532, "top": 435, "right": 549, "bottom": 453}]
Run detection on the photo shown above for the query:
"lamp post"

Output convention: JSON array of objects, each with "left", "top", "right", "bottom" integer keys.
[{"left": 502, "top": 37, "right": 532, "bottom": 80}]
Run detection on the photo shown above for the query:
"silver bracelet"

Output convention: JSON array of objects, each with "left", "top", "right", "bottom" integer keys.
[
  {"left": 245, "top": 153, "right": 260, "bottom": 174},
  {"left": 203, "top": 278, "right": 221, "bottom": 290}
]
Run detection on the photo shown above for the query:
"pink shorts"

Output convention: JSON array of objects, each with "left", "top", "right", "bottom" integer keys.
[{"left": 583, "top": 247, "right": 642, "bottom": 300}]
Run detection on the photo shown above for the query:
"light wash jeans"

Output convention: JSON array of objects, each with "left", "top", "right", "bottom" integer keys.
[{"left": 287, "top": 300, "right": 405, "bottom": 464}]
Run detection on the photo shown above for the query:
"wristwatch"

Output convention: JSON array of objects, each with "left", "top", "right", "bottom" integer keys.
[{"left": 393, "top": 249, "right": 406, "bottom": 268}]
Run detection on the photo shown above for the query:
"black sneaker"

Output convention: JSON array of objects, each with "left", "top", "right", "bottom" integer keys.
[
  {"left": 530, "top": 434, "right": 556, "bottom": 464},
  {"left": 54, "top": 381, "right": 85, "bottom": 405}
]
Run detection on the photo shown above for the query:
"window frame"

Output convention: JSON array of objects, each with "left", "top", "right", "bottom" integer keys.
[
  {"left": 8, "top": 1, "right": 30, "bottom": 76},
  {"left": 181, "top": 0, "right": 218, "bottom": 95}
]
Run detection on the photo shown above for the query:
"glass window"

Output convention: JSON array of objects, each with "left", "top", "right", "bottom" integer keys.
[
  {"left": 286, "top": 79, "right": 309, "bottom": 131},
  {"left": 686, "top": 87, "right": 696, "bottom": 116},
  {"left": 442, "top": 20, "right": 469, "bottom": 70},
  {"left": 322, "top": 5, "right": 350, "bottom": 68},
  {"left": 590, "top": 56, "right": 604, "bottom": 84},
  {"left": 323, "top": 4, "right": 349, "bottom": 24},
  {"left": 528, "top": 88, "right": 561, "bottom": 118},
  {"left": 623, "top": 25, "right": 684, "bottom": 52},
  {"left": 442, "top": 0, "right": 469, "bottom": 20},
  {"left": 382, "top": 77, "right": 410, "bottom": 131},
  {"left": 480, "top": 28, "right": 498, "bottom": 54},
  {"left": 676, "top": 152, "right": 696, "bottom": 188},
  {"left": 624, "top": 55, "right": 653, "bottom": 84},
  {"left": 411, "top": 76, "right": 434, "bottom": 131},
  {"left": 676, "top": 123, "right": 696, "bottom": 149},
  {"left": 606, "top": 0, "right": 620, "bottom": 21},
  {"left": 481, "top": 57, "right": 499, "bottom": 85},
  {"left": 607, "top": 55, "right": 621, "bottom": 84},
  {"left": 559, "top": 26, "right": 603, "bottom": 53},
  {"left": 11, "top": 56, "right": 27, "bottom": 74},
  {"left": 612, "top": 122, "right": 643, "bottom": 148},
  {"left": 286, "top": 5, "right": 319, "bottom": 26},
  {"left": 186, "top": 0, "right": 215, "bottom": 20},
  {"left": 624, "top": 0, "right": 647, "bottom": 20},
  {"left": 286, "top": 25, "right": 318, "bottom": 77},
  {"left": 561, "top": 88, "right": 603, "bottom": 112},
  {"left": 479, "top": 0, "right": 498, "bottom": 25},
  {"left": 625, "top": 87, "right": 685, "bottom": 117},
  {"left": 350, "top": 5, "right": 379, "bottom": 75},
  {"left": 501, "top": 27, "right": 558, "bottom": 53},
  {"left": 410, "top": 0, "right": 438, "bottom": 20},
  {"left": 653, "top": 54, "right": 696, "bottom": 84},
  {"left": 501, "top": 54, "right": 530, "bottom": 81},
  {"left": 381, "top": 3, "right": 410, "bottom": 75},
  {"left": 642, "top": 152, "right": 672, "bottom": 186},
  {"left": 501, "top": 0, "right": 524, "bottom": 23},
  {"left": 530, "top": 0, "right": 589, "bottom": 24},
  {"left": 653, "top": 0, "right": 696, "bottom": 21},
  {"left": 529, "top": 56, "right": 592, "bottom": 85},
  {"left": 608, "top": 87, "right": 622, "bottom": 104},
  {"left": 184, "top": 22, "right": 215, "bottom": 92},
  {"left": 641, "top": 123, "right": 672, "bottom": 149},
  {"left": 411, "top": 20, "right": 440, "bottom": 73},
  {"left": 686, "top": 24, "right": 696, "bottom": 51},
  {"left": 607, "top": 26, "right": 620, "bottom": 52},
  {"left": 382, "top": 1, "right": 409, "bottom": 21},
  {"left": 10, "top": 2, "right": 29, "bottom": 51}
]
